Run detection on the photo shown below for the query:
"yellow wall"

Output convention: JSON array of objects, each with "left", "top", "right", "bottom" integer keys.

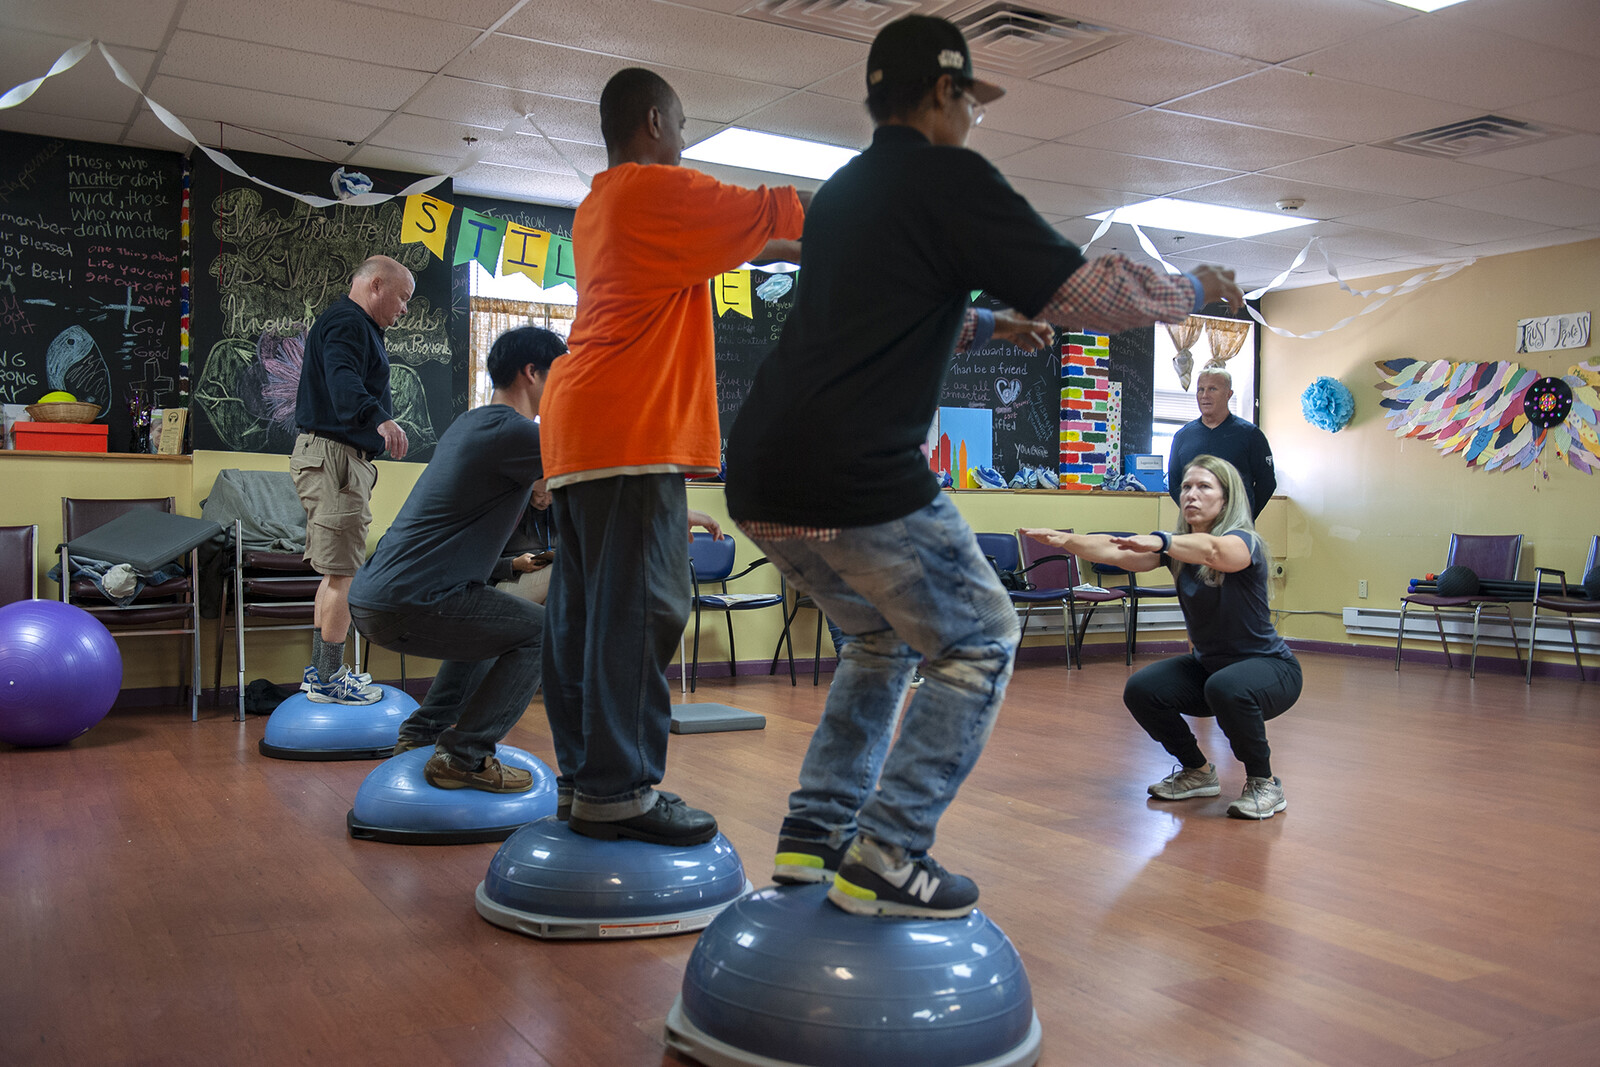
[{"left": 1257, "top": 237, "right": 1600, "bottom": 658}]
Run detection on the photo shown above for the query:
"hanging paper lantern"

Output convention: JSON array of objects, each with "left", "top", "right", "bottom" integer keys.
[
  {"left": 1301, "top": 376, "right": 1355, "bottom": 433},
  {"left": 1523, "top": 376, "right": 1573, "bottom": 430}
]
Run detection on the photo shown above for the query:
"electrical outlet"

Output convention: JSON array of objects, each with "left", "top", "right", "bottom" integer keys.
[{"left": 1358, "top": 579, "right": 1368, "bottom": 599}]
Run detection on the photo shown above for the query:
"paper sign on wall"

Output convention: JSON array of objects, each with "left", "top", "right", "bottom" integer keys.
[{"left": 1516, "top": 312, "right": 1589, "bottom": 353}]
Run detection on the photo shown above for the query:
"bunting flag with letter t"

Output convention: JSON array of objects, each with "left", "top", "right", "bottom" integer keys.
[
  {"left": 402, "top": 194, "right": 453, "bottom": 259},
  {"left": 454, "top": 208, "right": 508, "bottom": 271},
  {"left": 714, "top": 270, "right": 753, "bottom": 319}
]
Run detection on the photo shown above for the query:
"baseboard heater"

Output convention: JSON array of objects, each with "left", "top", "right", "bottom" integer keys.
[{"left": 1343, "top": 605, "right": 1600, "bottom": 655}]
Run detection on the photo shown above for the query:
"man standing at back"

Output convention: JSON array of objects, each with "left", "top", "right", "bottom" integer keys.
[
  {"left": 292, "top": 254, "right": 412, "bottom": 706},
  {"left": 538, "top": 68, "right": 806, "bottom": 847},
  {"left": 1167, "top": 365, "right": 1276, "bottom": 519},
  {"left": 725, "top": 15, "right": 1243, "bottom": 919}
]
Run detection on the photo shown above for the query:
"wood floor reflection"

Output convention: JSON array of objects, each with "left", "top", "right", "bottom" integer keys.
[{"left": 3, "top": 653, "right": 1596, "bottom": 1066}]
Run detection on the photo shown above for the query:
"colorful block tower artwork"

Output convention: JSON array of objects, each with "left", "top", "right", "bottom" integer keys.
[
  {"left": 1060, "top": 333, "right": 1111, "bottom": 487},
  {"left": 1105, "top": 380, "right": 1123, "bottom": 477}
]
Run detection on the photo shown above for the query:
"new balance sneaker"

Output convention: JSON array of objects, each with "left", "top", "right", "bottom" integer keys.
[
  {"left": 568, "top": 793, "right": 717, "bottom": 847},
  {"left": 1227, "top": 776, "right": 1286, "bottom": 820},
  {"left": 1147, "top": 762, "right": 1221, "bottom": 800},
  {"left": 423, "top": 753, "right": 533, "bottom": 793},
  {"left": 773, "top": 820, "right": 852, "bottom": 885},
  {"left": 829, "top": 837, "right": 979, "bottom": 919},
  {"left": 909, "top": 672, "right": 925, "bottom": 689},
  {"left": 305, "top": 665, "right": 383, "bottom": 705},
  {"left": 301, "top": 664, "right": 373, "bottom": 693}
]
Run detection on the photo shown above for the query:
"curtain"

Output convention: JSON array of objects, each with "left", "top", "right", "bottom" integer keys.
[
  {"left": 1204, "top": 318, "right": 1251, "bottom": 369},
  {"left": 467, "top": 297, "right": 575, "bottom": 409},
  {"left": 1165, "top": 317, "right": 1204, "bottom": 390}
]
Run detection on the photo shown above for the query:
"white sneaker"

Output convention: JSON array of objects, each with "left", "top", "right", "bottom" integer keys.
[
  {"left": 1227, "top": 776, "right": 1286, "bottom": 819},
  {"left": 1148, "top": 763, "right": 1221, "bottom": 800},
  {"left": 302, "top": 664, "right": 373, "bottom": 693},
  {"left": 306, "top": 665, "right": 383, "bottom": 705}
]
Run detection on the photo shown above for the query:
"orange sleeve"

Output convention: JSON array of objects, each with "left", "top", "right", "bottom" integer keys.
[{"left": 653, "top": 169, "right": 805, "bottom": 290}]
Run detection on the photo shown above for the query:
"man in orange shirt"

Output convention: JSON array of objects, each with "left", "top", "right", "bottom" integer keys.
[{"left": 539, "top": 67, "right": 806, "bottom": 847}]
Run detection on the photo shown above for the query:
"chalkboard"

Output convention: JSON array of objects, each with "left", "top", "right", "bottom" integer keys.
[
  {"left": 0, "top": 130, "right": 183, "bottom": 451},
  {"left": 713, "top": 267, "right": 797, "bottom": 456},
  {"left": 941, "top": 296, "right": 1063, "bottom": 480},
  {"left": 188, "top": 149, "right": 466, "bottom": 460},
  {"left": 1107, "top": 326, "right": 1154, "bottom": 458}
]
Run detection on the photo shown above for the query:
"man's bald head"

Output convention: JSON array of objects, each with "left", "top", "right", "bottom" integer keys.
[{"left": 350, "top": 255, "right": 414, "bottom": 328}]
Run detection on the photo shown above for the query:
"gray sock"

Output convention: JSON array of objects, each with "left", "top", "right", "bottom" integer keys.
[
  {"left": 315, "top": 638, "right": 345, "bottom": 683},
  {"left": 310, "top": 630, "right": 325, "bottom": 670}
]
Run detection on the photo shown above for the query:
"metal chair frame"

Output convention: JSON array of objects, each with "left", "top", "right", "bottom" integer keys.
[
  {"left": 1395, "top": 533, "right": 1524, "bottom": 679},
  {"left": 1525, "top": 535, "right": 1600, "bottom": 685}
]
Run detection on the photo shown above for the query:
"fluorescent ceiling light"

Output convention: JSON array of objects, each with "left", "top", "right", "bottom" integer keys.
[
  {"left": 1382, "top": 0, "right": 1473, "bottom": 11},
  {"left": 1089, "top": 197, "right": 1318, "bottom": 239},
  {"left": 683, "top": 128, "right": 858, "bottom": 181}
]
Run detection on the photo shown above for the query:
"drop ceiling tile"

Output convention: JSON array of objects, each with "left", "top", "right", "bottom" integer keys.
[
  {"left": 146, "top": 75, "right": 390, "bottom": 144},
  {"left": 1043, "top": 0, "right": 1409, "bottom": 64},
  {"left": 500, "top": 0, "right": 865, "bottom": 89},
  {"left": 1063, "top": 110, "right": 1344, "bottom": 172},
  {"left": 0, "top": 0, "right": 183, "bottom": 50},
  {"left": 684, "top": 159, "right": 823, "bottom": 194},
  {"left": 368, "top": 113, "right": 608, "bottom": 180},
  {"left": 1467, "top": 133, "right": 1600, "bottom": 177},
  {"left": 0, "top": 110, "right": 133, "bottom": 146},
  {"left": 1550, "top": 162, "right": 1600, "bottom": 191},
  {"left": 406, "top": 79, "right": 604, "bottom": 146},
  {"left": 1338, "top": 200, "right": 1552, "bottom": 244},
  {"left": 1168, "top": 69, "right": 1475, "bottom": 145},
  {"left": 735, "top": 92, "right": 872, "bottom": 151},
  {"left": 453, "top": 161, "right": 592, "bottom": 206},
  {"left": 1052, "top": 218, "right": 1101, "bottom": 247},
  {"left": 965, "top": 127, "right": 1043, "bottom": 163},
  {"left": 347, "top": 143, "right": 462, "bottom": 179},
  {"left": 1283, "top": 16, "right": 1596, "bottom": 113},
  {"left": 1440, "top": 228, "right": 1596, "bottom": 261},
  {"left": 161, "top": 30, "right": 430, "bottom": 112},
  {"left": 356, "top": 0, "right": 518, "bottom": 29},
  {"left": 1437, "top": 0, "right": 1600, "bottom": 62},
  {"left": 1434, "top": 177, "right": 1600, "bottom": 228},
  {"left": 1514, "top": 87, "right": 1600, "bottom": 136},
  {"left": 177, "top": 0, "right": 480, "bottom": 71},
  {"left": 1265, "top": 145, "right": 1517, "bottom": 200},
  {"left": 1183, "top": 172, "right": 1411, "bottom": 221},
  {"left": 162, "top": 116, "right": 356, "bottom": 166},
  {"left": 1301, "top": 225, "right": 1464, "bottom": 261},
  {"left": 121, "top": 110, "right": 192, "bottom": 153},
  {"left": 1006, "top": 176, "right": 1123, "bottom": 219},
  {"left": 976, "top": 75, "right": 1140, "bottom": 141},
  {"left": 1035, "top": 38, "right": 1263, "bottom": 107},
  {"left": 506, "top": 132, "right": 608, "bottom": 179},
  {"left": 1167, "top": 238, "right": 1323, "bottom": 272},
  {"left": 806, "top": 64, "right": 866, "bottom": 103},
  {"left": 1000, "top": 142, "right": 1239, "bottom": 197},
  {"left": 444, "top": 34, "right": 790, "bottom": 123},
  {"left": 0, "top": 34, "right": 154, "bottom": 127}
]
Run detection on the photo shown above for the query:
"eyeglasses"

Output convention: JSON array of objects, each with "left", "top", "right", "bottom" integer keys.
[{"left": 961, "top": 90, "right": 986, "bottom": 125}]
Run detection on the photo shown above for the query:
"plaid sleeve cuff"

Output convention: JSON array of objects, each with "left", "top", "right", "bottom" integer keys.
[{"left": 1040, "top": 254, "right": 1198, "bottom": 334}]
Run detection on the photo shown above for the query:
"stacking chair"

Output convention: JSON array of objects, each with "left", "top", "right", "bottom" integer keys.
[
  {"left": 770, "top": 593, "right": 827, "bottom": 687},
  {"left": 1014, "top": 529, "right": 1128, "bottom": 669},
  {"left": 1525, "top": 535, "right": 1600, "bottom": 684},
  {"left": 686, "top": 532, "right": 788, "bottom": 693},
  {"left": 1395, "top": 533, "right": 1523, "bottom": 679},
  {"left": 1087, "top": 531, "right": 1177, "bottom": 664},
  {"left": 58, "top": 498, "right": 207, "bottom": 720},
  {"left": 215, "top": 519, "right": 324, "bottom": 721},
  {"left": 0, "top": 524, "right": 39, "bottom": 607}
]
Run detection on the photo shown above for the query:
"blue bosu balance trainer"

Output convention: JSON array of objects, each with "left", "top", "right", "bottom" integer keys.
[
  {"left": 347, "top": 745, "right": 558, "bottom": 844},
  {"left": 665, "top": 884, "right": 1041, "bottom": 1067},
  {"left": 258, "top": 685, "right": 417, "bottom": 761},
  {"left": 475, "top": 818, "right": 751, "bottom": 940}
]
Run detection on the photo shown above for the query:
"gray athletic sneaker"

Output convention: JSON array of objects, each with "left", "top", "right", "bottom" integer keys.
[
  {"left": 1227, "top": 776, "right": 1286, "bottom": 819},
  {"left": 1148, "top": 763, "right": 1221, "bottom": 800},
  {"left": 305, "top": 665, "right": 383, "bottom": 705},
  {"left": 829, "top": 837, "right": 978, "bottom": 919}
]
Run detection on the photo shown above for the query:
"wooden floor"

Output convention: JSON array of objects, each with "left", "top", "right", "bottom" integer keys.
[{"left": 3, "top": 653, "right": 1597, "bottom": 1066}]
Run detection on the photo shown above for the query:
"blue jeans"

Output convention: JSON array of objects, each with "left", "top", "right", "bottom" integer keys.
[
  {"left": 750, "top": 494, "right": 1020, "bottom": 854},
  {"left": 542, "top": 474, "right": 691, "bottom": 821},
  {"left": 350, "top": 584, "right": 543, "bottom": 769}
]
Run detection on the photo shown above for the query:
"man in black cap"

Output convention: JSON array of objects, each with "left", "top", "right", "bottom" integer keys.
[{"left": 726, "top": 14, "right": 1244, "bottom": 919}]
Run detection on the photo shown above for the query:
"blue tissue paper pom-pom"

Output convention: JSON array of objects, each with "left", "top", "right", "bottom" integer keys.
[
  {"left": 1301, "top": 376, "right": 1355, "bottom": 433},
  {"left": 974, "top": 466, "right": 1006, "bottom": 489}
]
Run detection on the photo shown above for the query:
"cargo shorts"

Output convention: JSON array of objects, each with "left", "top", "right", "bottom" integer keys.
[{"left": 290, "top": 432, "right": 377, "bottom": 577}]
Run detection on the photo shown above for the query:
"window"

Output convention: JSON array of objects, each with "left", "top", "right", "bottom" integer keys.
[
  {"left": 1148, "top": 316, "right": 1257, "bottom": 465},
  {"left": 466, "top": 261, "right": 577, "bottom": 409}
]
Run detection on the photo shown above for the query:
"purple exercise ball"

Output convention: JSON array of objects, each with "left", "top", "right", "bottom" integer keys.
[{"left": 0, "top": 600, "right": 123, "bottom": 747}]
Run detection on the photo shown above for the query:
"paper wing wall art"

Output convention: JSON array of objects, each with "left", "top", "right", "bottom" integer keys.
[{"left": 1373, "top": 356, "right": 1600, "bottom": 474}]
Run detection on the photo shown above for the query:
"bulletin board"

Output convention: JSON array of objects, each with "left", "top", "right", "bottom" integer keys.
[
  {"left": 188, "top": 149, "right": 466, "bottom": 460},
  {"left": 0, "top": 130, "right": 183, "bottom": 452}
]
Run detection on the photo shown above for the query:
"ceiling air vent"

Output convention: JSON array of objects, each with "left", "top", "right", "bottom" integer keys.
[
  {"left": 1376, "top": 115, "right": 1575, "bottom": 159},
  {"left": 740, "top": 1, "right": 1127, "bottom": 77}
]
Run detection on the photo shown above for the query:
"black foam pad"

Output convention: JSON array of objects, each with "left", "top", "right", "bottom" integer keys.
[{"left": 1435, "top": 565, "right": 1480, "bottom": 597}]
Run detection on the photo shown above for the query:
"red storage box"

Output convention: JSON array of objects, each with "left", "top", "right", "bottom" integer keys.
[{"left": 12, "top": 422, "right": 110, "bottom": 453}]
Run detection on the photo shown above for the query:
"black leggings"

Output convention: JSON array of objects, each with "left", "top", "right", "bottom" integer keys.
[{"left": 1123, "top": 653, "right": 1302, "bottom": 779}]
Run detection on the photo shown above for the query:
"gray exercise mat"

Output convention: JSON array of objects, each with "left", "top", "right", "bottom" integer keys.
[{"left": 66, "top": 509, "right": 223, "bottom": 572}]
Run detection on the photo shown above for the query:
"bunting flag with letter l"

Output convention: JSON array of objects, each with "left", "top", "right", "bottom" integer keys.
[
  {"left": 454, "top": 208, "right": 508, "bottom": 271},
  {"left": 545, "top": 235, "right": 577, "bottom": 289},
  {"left": 402, "top": 194, "right": 454, "bottom": 259},
  {"left": 714, "top": 270, "right": 753, "bottom": 319}
]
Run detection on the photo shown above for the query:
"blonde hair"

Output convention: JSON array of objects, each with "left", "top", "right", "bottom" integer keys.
[{"left": 1173, "top": 454, "right": 1258, "bottom": 587}]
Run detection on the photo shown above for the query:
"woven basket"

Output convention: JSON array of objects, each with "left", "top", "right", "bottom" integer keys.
[{"left": 26, "top": 401, "right": 103, "bottom": 423}]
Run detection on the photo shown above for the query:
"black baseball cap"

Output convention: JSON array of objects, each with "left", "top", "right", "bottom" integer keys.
[{"left": 866, "top": 15, "right": 1005, "bottom": 105}]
